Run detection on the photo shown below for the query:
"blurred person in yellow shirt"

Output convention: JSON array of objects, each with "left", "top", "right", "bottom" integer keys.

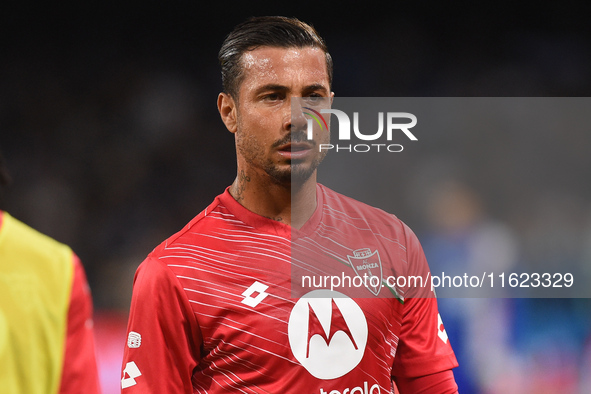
[{"left": 0, "top": 149, "right": 101, "bottom": 394}]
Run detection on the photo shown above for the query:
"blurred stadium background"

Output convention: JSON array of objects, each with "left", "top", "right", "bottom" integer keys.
[{"left": 2, "top": 2, "right": 591, "bottom": 393}]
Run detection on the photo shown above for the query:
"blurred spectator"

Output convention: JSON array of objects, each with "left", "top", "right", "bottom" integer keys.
[{"left": 419, "top": 178, "right": 519, "bottom": 393}]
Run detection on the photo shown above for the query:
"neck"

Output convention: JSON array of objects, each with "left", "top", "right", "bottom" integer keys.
[{"left": 229, "top": 168, "right": 317, "bottom": 229}]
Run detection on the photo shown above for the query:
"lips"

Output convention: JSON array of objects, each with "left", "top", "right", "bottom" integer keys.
[{"left": 277, "top": 142, "right": 314, "bottom": 159}]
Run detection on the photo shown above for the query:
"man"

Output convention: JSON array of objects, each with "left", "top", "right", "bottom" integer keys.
[
  {"left": 121, "top": 16, "right": 459, "bottom": 393},
  {"left": 0, "top": 151, "right": 101, "bottom": 393}
]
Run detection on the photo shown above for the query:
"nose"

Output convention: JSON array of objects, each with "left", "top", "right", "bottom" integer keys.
[{"left": 287, "top": 97, "right": 308, "bottom": 132}]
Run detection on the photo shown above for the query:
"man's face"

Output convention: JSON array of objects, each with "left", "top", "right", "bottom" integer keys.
[{"left": 222, "top": 46, "right": 332, "bottom": 186}]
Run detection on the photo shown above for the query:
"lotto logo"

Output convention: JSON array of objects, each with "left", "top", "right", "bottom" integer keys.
[
  {"left": 121, "top": 361, "right": 142, "bottom": 389},
  {"left": 437, "top": 313, "right": 449, "bottom": 344},
  {"left": 241, "top": 281, "right": 269, "bottom": 308},
  {"left": 288, "top": 290, "right": 368, "bottom": 379}
]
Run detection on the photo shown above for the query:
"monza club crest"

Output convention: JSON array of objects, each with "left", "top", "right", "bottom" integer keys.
[{"left": 347, "top": 248, "right": 383, "bottom": 296}]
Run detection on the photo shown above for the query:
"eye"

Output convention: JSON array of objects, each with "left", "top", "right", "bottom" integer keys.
[
  {"left": 303, "top": 94, "right": 324, "bottom": 106},
  {"left": 263, "top": 92, "right": 284, "bottom": 102}
]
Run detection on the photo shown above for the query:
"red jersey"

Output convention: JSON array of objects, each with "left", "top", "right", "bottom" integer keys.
[{"left": 121, "top": 185, "right": 458, "bottom": 393}]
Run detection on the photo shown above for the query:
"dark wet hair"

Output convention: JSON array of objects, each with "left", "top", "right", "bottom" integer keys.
[{"left": 218, "top": 16, "right": 332, "bottom": 99}]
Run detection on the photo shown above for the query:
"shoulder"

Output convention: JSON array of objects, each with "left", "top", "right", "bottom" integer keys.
[
  {"left": 133, "top": 191, "right": 238, "bottom": 289},
  {"left": 0, "top": 212, "right": 75, "bottom": 288},
  {"left": 1, "top": 211, "right": 74, "bottom": 263},
  {"left": 319, "top": 184, "right": 400, "bottom": 222},
  {"left": 149, "top": 192, "right": 230, "bottom": 257},
  {"left": 318, "top": 184, "right": 412, "bottom": 242},
  {"left": 129, "top": 255, "right": 193, "bottom": 314}
]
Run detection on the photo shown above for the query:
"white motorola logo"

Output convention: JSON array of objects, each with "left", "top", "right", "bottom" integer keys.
[{"left": 288, "top": 290, "right": 368, "bottom": 379}]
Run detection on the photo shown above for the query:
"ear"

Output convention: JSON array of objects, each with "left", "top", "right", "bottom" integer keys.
[{"left": 217, "top": 92, "right": 238, "bottom": 134}]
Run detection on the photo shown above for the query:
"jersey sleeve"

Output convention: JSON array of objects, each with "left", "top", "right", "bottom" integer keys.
[
  {"left": 121, "top": 256, "right": 202, "bottom": 393},
  {"left": 391, "top": 223, "right": 458, "bottom": 381},
  {"left": 394, "top": 369, "right": 458, "bottom": 394},
  {"left": 59, "top": 254, "right": 101, "bottom": 394}
]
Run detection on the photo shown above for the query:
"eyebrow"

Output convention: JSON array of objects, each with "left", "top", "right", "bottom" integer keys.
[
  {"left": 254, "top": 83, "right": 329, "bottom": 96},
  {"left": 302, "top": 83, "right": 330, "bottom": 95},
  {"left": 254, "top": 84, "right": 288, "bottom": 95}
]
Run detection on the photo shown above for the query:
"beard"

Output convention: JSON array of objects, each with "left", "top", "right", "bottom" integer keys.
[
  {"left": 236, "top": 128, "right": 329, "bottom": 187},
  {"left": 274, "top": 129, "right": 327, "bottom": 185},
  {"left": 264, "top": 155, "right": 320, "bottom": 186}
]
